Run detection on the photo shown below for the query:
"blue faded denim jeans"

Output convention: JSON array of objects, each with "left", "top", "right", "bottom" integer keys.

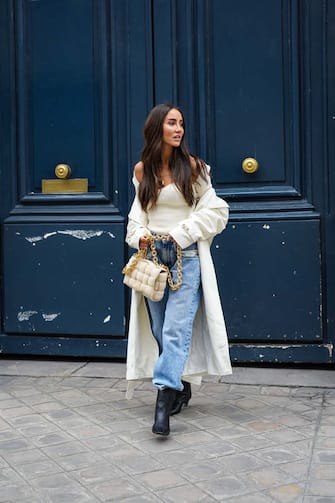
[{"left": 146, "top": 238, "right": 201, "bottom": 391}]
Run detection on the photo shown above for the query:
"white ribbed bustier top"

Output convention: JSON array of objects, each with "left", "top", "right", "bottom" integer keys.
[{"left": 133, "top": 172, "right": 209, "bottom": 234}]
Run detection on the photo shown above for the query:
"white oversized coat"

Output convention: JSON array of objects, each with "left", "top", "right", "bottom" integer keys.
[{"left": 125, "top": 169, "right": 232, "bottom": 396}]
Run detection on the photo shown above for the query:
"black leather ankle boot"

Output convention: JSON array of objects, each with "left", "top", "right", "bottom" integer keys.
[
  {"left": 152, "top": 388, "right": 176, "bottom": 436},
  {"left": 170, "top": 381, "right": 192, "bottom": 416}
]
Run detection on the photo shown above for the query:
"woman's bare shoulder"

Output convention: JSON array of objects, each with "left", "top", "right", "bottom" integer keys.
[
  {"left": 189, "top": 155, "right": 197, "bottom": 170},
  {"left": 190, "top": 155, "right": 208, "bottom": 182},
  {"left": 134, "top": 161, "right": 144, "bottom": 182},
  {"left": 189, "top": 155, "right": 198, "bottom": 180}
]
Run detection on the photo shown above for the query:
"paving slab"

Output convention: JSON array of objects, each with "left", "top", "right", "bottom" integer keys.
[
  {"left": 220, "top": 366, "right": 335, "bottom": 388},
  {"left": 72, "top": 361, "right": 126, "bottom": 378},
  {"left": 0, "top": 359, "right": 87, "bottom": 377}
]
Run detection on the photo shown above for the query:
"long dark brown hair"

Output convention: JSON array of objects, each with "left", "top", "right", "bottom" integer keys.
[{"left": 138, "top": 104, "right": 207, "bottom": 210}]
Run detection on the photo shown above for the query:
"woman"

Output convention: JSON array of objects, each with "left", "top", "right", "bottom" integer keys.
[{"left": 125, "top": 104, "right": 232, "bottom": 436}]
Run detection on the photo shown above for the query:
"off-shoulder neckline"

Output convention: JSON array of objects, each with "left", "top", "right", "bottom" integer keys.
[{"left": 132, "top": 176, "right": 174, "bottom": 189}]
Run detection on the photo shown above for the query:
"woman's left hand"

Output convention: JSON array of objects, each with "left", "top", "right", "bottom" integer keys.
[{"left": 139, "top": 236, "right": 151, "bottom": 249}]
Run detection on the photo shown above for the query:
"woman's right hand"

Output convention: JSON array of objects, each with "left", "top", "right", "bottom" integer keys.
[{"left": 139, "top": 236, "right": 151, "bottom": 249}]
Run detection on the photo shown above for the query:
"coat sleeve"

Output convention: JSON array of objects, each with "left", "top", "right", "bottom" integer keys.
[
  {"left": 169, "top": 171, "right": 229, "bottom": 249},
  {"left": 125, "top": 177, "right": 151, "bottom": 250}
]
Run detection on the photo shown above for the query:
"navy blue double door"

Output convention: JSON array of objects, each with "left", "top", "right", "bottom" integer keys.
[{"left": 0, "top": 0, "right": 334, "bottom": 364}]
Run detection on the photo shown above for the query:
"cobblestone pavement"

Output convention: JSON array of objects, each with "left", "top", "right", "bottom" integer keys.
[{"left": 0, "top": 360, "right": 334, "bottom": 502}]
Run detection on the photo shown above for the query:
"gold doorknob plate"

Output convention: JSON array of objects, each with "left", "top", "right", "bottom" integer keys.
[
  {"left": 55, "top": 163, "right": 71, "bottom": 179},
  {"left": 242, "top": 157, "right": 259, "bottom": 174},
  {"left": 41, "top": 163, "right": 88, "bottom": 193}
]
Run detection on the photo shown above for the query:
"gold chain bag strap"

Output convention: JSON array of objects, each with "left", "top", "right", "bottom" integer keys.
[{"left": 122, "top": 235, "right": 182, "bottom": 302}]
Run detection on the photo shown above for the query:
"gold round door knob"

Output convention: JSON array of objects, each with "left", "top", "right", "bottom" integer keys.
[
  {"left": 242, "top": 157, "right": 259, "bottom": 174},
  {"left": 55, "top": 164, "right": 71, "bottom": 179}
]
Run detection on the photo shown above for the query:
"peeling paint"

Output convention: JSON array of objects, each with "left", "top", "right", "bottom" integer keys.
[
  {"left": 17, "top": 311, "right": 38, "bottom": 321},
  {"left": 326, "top": 344, "right": 333, "bottom": 357},
  {"left": 42, "top": 313, "right": 61, "bottom": 322},
  {"left": 58, "top": 230, "right": 104, "bottom": 240},
  {"left": 44, "top": 232, "right": 57, "bottom": 239},
  {"left": 24, "top": 230, "right": 116, "bottom": 244},
  {"left": 25, "top": 236, "right": 44, "bottom": 243},
  {"left": 103, "top": 315, "right": 111, "bottom": 323}
]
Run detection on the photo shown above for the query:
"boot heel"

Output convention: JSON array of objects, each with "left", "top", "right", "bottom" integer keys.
[{"left": 170, "top": 381, "right": 192, "bottom": 416}]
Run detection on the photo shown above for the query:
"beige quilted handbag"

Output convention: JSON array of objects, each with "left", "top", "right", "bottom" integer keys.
[{"left": 122, "top": 235, "right": 182, "bottom": 302}]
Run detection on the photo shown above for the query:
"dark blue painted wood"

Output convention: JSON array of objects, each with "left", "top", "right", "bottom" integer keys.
[
  {"left": 213, "top": 219, "right": 322, "bottom": 342},
  {"left": 16, "top": 0, "right": 94, "bottom": 191},
  {"left": 0, "top": 0, "right": 156, "bottom": 354},
  {"left": 211, "top": 0, "right": 285, "bottom": 184},
  {"left": 0, "top": 1, "right": 16, "bottom": 221},
  {"left": 0, "top": 0, "right": 333, "bottom": 365},
  {"left": 0, "top": 335, "right": 127, "bottom": 358},
  {"left": 110, "top": 0, "right": 154, "bottom": 216},
  {"left": 152, "top": 0, "right": 209, "bottom": 156},
  {"left": 32, "top": 0, "right": 95, "bottom": 187},
  {"left": 300, "top": 0, "right": 334, "bottom": 356},
  {"left": 326, "top": 0, "right": 335, "bottom": 361},
  {"left": 209, "top": 0, "right": 301, "bottom": 195},
  {"left": 14, "top": 0, "right": 117, "bottom": 204},
  {"left": 152, "top": 0, "right": 177, "bottom": 105},
  {"left": 3, "top": 223, "right": 125, "bottom": 336},
  {"left": 0, "top": 337, "right": 331, "bottom": 364},
  {"left": 230, "top": 344, "right": 333, "bottom": 364}
]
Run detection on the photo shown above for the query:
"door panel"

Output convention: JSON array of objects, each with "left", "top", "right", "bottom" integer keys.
[
  {"left": 199, "top": 1, "right": 323, "bottom": 348},
  {"left": 0, "top": 0, "right": 153, "bottom": 355},
  {"left": 212, "top": 0, "right": 286, "bottom": 185},
  {"left": 4, "top": 223, "right": 124, "bottom": 336},
  {"left": 29, "top": 0, "right": 97, "bottom": 188},
  {"left": 213, "top": 219, "right": 321, "bottom": 342},
  {"left": 152, "top": 0, "right": 332, "bottom": 363},
  {"left": 207, "top": 0, "right": 326, "bottom": 357},
  {"left": 16, "top": 0, "right": 110, "bottom": 198},
  {"left": 208, "top": 0, "right": 302, "bottom": 200},
  {"left": 327, "top": 0, "right": 335, "bottom": 353}
]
